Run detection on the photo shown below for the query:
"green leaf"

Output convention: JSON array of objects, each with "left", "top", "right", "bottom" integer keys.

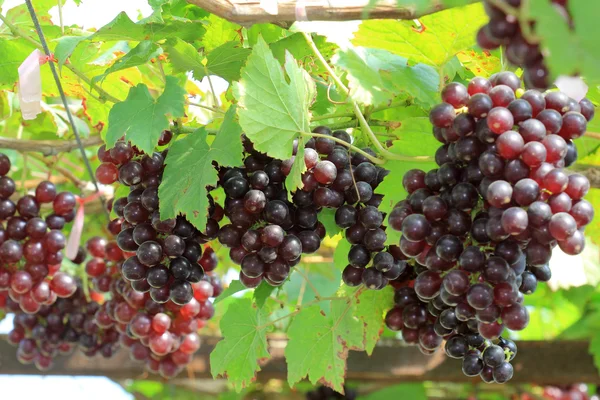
[
  {"left": 354, "top": 286, "right": 394, "bottom": 354},
  {"left": 54, "top": 12, "right": 205, "bottom": 63},
  {"left": 353, "top": 3, "right": 486, "bottom": 67},
  {"left": 0, "top": 39, "right": 36, "bottom": 89},
  {"left": 53, "top": 36, "right": 91, "bottom": 69},
  {"left": 285, "top": 300, "right": 363, "bottom": 393},
  {"left": 214, "top": 280, "right": 247, "bottom": 305},
  {"left": 93, "top": 41, "right": 162, "bottom": 83},
  {"left": 211, "top": 298, "right": 272, "bottom": 391},
  {"left": 158, "top": 107, "right": 243, "bottom": 232},
  {"left": 333, "top": 238, "right": 352, "bottom": 271},
  {"left": 166, "top": 39, "right": 250, "bottom": 82},
  {"left": 363, "top": 383, "right": 427, "bottom": 400},
  {"left": 202, "top": 15, "right": 241, "bottom": 53},
  {"left": 253, "top": 282, "right": 276, "bottom": 308},
  {"left": 334, "top": 47, "right": 440, "bottom": 107},
  {"left": 318, "top": 208, "right": 342, "bottom": 238},
  {"left": 285, "top": 264, "right": 342, "bottom": 309},
  {"left": 106, "top": 75, "right": 185, "bottom": 154},
  {"left": 233, "top": 36, "right": 315, "bottom": 164}
]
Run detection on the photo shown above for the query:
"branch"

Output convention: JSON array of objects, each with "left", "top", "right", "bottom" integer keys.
[
  {"left": 27, "top": 153, "right": 86, "bottom": 189},
  {"left": 186, "top": 0, "right": 479, "bottom": 24},
  {"left": 0, "top": 136, "right": 103, "bottom": 156}
]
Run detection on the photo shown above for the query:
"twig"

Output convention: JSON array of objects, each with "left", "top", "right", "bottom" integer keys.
[
  {"left": 294, "top": 267, "right": 322, "bottom": 300},
  {"left": 301, "top": 131, "right": 385, "bottom": 165},
  {"left": 57, "top": 0, "right": 64, "bottom": 34},
  {"left": 302, "top": 32, "right": 430, "bottom": 162},
  {"left": 585, "top": 131, "right": 600, "bottom": 140},
  {"left": 0, "top": 136, "right": 103, "bottom": 156},
  {"left": 27, "top": 153, "right": 86, "bottom": 189},
  {"left": 204, "top": 67, "right": 220, "bottom": 106},
  {"left": 187, "top": 101, "right": 226, "bottom": 114}
]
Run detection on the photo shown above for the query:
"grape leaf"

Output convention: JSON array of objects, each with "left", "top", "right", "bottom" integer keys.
[
  {"left": 158, "top": 106, "right": 243, "bottom": 232},
  {"left": 214, "top": 280, "right": 247, "bottom": 305},
  {"left": 165, "top": 39, "right": 250, "bottom": 82},
  {"left": 285, "top": 299, "right": 363, "bottom": 393},
  {"left": 353, "top": 4, "right": 486, "bottom": 67},
  {"left": 93, "top": 41, "right": 163, "bottom": 83},
  {"left": 233, "top": 36, "right": 315, "bottom": 166},
  {"left": 0, "top": 38, "right": 36, "bottom": 89},
  {"left": 202, "top": 14, "right": 241, "bottom": 53},
  {"left": 334, "top": 47, "right": 440, "bottom": 107},
  {"left": 210, "top": 298, "right": 273, "bottom": 391},
  {"left": 53, "top": 36, "right": 91, "bottom": 69},
  {"left": 318, "top": 208, "right": 342, "bottom": 238},
  {"left": 333, "top": 238, "right": 352, "bottom": 271},
  {"left": 285, "top": 264, "right": 343, "bottom": 310},
  {"left": 254, "top": 282, "right": 276, "bottom": 308},
  {"left": 54, "top": 12, "right": 205, "bottom": 64},
  {"left": 352, "top": 286, "right": 394, "bottom": 354},
  {"left": 457, "top": 49, "right": 501, "bottom": 78},
  {"left": 105, "top": 75, "right": 185, "bottom": 154}
]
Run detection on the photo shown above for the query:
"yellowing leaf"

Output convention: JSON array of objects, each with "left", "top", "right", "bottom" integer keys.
[{"left": 353, "top": 3, "right": 486, "bottom": 67}]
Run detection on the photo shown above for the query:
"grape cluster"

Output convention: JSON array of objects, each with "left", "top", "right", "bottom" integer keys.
[
  {"left": 384, "top": 72, "right": 594, "bottom": 383},
  {"left": 0, "top": 152, "right": 78, "bottom": 314},
  {"left": 97, "top": 132, "right": 219, "bottom": 306},
  {"left": 477, "top": 0, "right": 573, "bottom": 89},
  {"left": 80, "top": 233, "right": 220, "bottom": 379},
  {"left": 306, "top": 385, "right": 357, "bottom": 400},
  {"left": 3, "top": 276, "right": 118, "bottom": 371},
  {"left": 222, "top": 131, "right": 391, "bottom": 289}
]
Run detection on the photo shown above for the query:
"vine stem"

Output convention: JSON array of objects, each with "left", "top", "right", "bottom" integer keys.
[
  {"left": 294, "top": 267, "right": 322, "bottom": 300},
  {"left": 0, "top": 136, "right": 103, "bottom": 155},
  {"left": 302, "top": 32, "right": 432, "bottom": 163},
  {"left": 0, "top": 12, "right": 122, "bottom": 104},
  {"left": 28, "top": 153, "right": 86, "bottom": 188},
  {"left": 301, "top": 131, "right": 385, "bottom": 165},
  {"left": 186, "top": 101, "right": 225, "bottom": 114},
  {"left": 57, "top": 0, "right": 64, "bottom": 34}
]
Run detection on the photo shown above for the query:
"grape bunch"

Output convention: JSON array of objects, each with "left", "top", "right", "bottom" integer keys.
[
  {"left": 477, "top": 0, "right": 574, "bottom": 89},
  {"left": 2, "top": 276, "right": 119, "bottom": 371},
  {"left": 0, "top": 152, "right": 78, "bottom": 314},
  {"left": 87, "top": 245, "right": 220, "bottom": 378},
  {"left": 384, "top": 72, "right": 594, "bottom": 383},
  {"left": 221, "top": 131, "right": 392, "bottom": 289},
  {"left": 96, "top": 132, "right": 220, "bottom": 306}
]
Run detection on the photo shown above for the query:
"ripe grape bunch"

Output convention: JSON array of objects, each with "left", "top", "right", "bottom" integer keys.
[
  {"left": 77, "top": 235, "right": 221, "bottom": 378},
  {"left": 0, "top": 152, "right": 78, "bottom": 314},
  {"left": 96, "top": 131, "right": 221, "bottom": 306},
  {"left": 306, "top": 385, "right": 357, "bottom": 400},
  {"left": 477, "top": 0, "right": 574, "bottom": 89},
  {"left": 219, "top": 131, "right": 392, "bottom": 289},
  {"left": 2, "top": 275, "right": 118, "bottom": 371},
  {"left": 385, "top": 71, "right": 594, "bottom": 384}
]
